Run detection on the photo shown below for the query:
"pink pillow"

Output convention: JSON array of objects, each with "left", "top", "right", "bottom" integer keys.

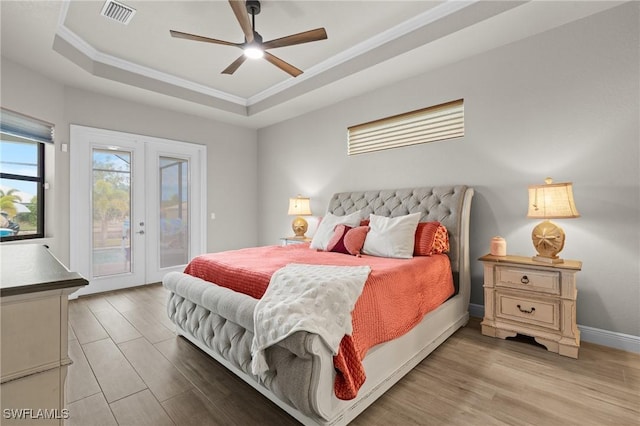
[
  {"left": 414, "top": 222, "right": 450, "bottom": 255},
  {"left": 327, "top": 225, "right": 351, "bottom": 254},
  {"left": 326, "top": 225, "right": 370, "bottom": 255},
  {"left": 343, "top": 226, "right": 370, "bottom": 255}
]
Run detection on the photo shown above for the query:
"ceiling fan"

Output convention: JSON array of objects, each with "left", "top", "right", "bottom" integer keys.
[{"left": 170, "top": 0, "right": 328, "bottom": 77}]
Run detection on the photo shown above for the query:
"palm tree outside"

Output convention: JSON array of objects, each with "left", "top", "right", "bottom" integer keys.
[{"left": 0, "top": 188, "right": 22, "bottom": 217}]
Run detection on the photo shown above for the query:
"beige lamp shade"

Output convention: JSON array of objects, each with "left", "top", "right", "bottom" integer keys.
[
  {"left": 527, "top": 178, "right": 580, "bottom": 219},
  {"left": 527, "top": 178, "right": 579, "bottom": 264},
  {"left": 288, "top": 196, "right": 312, "bottom": 216},
  {"left": 288, "top": 196, "right": 312, "bottom": 238}
]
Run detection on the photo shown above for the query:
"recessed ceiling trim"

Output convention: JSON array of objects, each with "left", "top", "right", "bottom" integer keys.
[
  {"left": 55, "top": 24, "right": 248, "bottom": 107},
  {"left": 56, "top": 0, "right": 477, "bottom": 114},
  {"left": 247, "top": 0, "right": 478, "bottom": 105}
]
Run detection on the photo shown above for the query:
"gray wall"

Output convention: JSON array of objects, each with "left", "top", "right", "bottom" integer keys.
[
  {"left": 1, "top": 4, "right": 637, "bottom": 337},
  {"left": 1, "top": 58, "right": 259, "bottom": 266},
  {"left": 257, "top": 4, "right": 639, "bottom": 336}
]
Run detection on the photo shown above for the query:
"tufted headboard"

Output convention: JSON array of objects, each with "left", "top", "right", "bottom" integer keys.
[{"left": 327, "top": 186, "right": 474, "bottom": 295}]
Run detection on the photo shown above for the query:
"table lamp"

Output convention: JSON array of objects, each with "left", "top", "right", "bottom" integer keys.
[
  {"left": 288, "top": 195, "right": 312, "bottom": 238},
  {"left": 527, "top": 177, "right": 580, "bottom": 264}
]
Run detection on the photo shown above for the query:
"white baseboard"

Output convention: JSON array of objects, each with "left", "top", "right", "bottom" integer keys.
[{"left": 468, "top": 303, "right": 640, "bottom": 354}]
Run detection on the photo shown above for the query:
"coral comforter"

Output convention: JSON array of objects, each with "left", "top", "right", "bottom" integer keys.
[{"left": 184, "top": 243, "right": 454, "bottom": 399}]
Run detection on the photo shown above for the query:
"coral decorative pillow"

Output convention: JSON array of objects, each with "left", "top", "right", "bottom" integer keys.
[
  {"left": 343, "top": 226, "right": 370, "bottom": 255},
  {"left": 327, "top": 225, "right": 370, "bottom": 255},
  {"left": 413, "top": 221, "right": 450, "bottom": 255},
  {"left": 432, "top": 224, "right": 450, "bottom": 254},
  {"left": 414, "top": 222, "right": 440, "bottom": 256}
]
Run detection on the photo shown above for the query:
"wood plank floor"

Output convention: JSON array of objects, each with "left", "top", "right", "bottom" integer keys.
[{"left": 66, "top": 284, "right": 640, "bottom": 425}]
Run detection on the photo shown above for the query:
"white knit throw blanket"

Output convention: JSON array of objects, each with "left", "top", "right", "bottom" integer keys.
[{"left": 251, "top": 264, "right": 371, "bottom": 376}]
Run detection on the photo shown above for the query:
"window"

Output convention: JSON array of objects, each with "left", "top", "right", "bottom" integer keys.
[
  {"left": 347, "top": 99, "right": 464, "bottom": 155},
  {"left": 0, "top": 108, "right": 52, "bottom": 241}
]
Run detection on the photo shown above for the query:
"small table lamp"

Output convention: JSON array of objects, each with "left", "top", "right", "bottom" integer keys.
[
  {"left": 527, "top": 177, "right": 580, "bottom": 264},
  {"left": 288, "top": 195, "right": 312, "bottom": 238}
]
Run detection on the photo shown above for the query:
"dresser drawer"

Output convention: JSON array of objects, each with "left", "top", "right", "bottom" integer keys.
[
  {"left": 496, "top": 292, "right": 560, "bottom": 331},
  {"left": 1, "top": 295, "right": 61, "bottom": 381},
  {"left": 495, "top": 266, "right": 560, "bottom": 295}
]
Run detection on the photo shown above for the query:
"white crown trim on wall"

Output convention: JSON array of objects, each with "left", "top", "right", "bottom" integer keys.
[
  {"left": 247, "top": 0, "right": 477, "bottom": 105},
  {"left": 56, "top": 0, "right": 476, "bottom": 112},
  {"left": 55, "top": 24, "right": 248, "bottom": 106}
]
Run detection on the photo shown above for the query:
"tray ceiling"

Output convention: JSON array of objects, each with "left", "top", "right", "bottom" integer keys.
[{"left": 0, "top": 1, "right": 625, "bottom": 128}]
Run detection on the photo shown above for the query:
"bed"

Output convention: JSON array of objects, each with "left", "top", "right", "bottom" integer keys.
[{"left": 163, "top": 185, "right": 474, "bottom": 425}]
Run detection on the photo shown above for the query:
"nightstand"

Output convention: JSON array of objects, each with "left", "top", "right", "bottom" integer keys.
[
  {"left": 280, "top": 236, "right": 311, "bottom": 246},
  {"left": 479, "top": 254, "right": 582, "bottom": 358}
]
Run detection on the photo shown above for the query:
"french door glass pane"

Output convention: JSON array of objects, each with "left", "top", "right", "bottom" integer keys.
[
  {"left": 159, "top": 156, "right": 189, "bottom": 268},
  {"left": 92, "top": 149, "right": 132, "bottom": 277}
]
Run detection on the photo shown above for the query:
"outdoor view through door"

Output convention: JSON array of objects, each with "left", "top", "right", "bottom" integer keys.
[
  {"left": 92, "top": 149, "right": 132, "bottom": 277},
  {"left": 160, "top": 156, "right": 189, "bottom": 268},
  {"left": 70, "top": 125, "right": 206, "bottom": 297}
]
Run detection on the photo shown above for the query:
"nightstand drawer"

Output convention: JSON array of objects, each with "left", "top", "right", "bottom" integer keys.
[
  {"left": 496, "top": 267, "right": 560, "bottom": 295},
  {"left": 496, "top": 292, "right": 560, "bottom": 330}
]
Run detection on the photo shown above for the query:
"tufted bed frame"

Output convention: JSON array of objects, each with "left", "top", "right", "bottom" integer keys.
[{"left": 163, "top": 185, "right": 474, "bottom": 425}]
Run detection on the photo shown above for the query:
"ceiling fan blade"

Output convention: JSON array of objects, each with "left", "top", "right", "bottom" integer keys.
[
  {"left": 170, "top": 30, "right": 241, "bottom": 47},
  {"left": 264, "top": 52, "right": 303, "bottom": 77},
  {"left": 228, "top": 0, "right": 254, "bottom": 43},
  {"left": 222, "top": 55, "right": 248, "bottom": 75},
  {"left": 262, "top": 28, "right": 327, "bottom": 50}
]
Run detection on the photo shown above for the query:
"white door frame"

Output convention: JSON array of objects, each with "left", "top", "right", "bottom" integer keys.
[{"left": 70, "top": 125, "right": 206, "bottom": 297}]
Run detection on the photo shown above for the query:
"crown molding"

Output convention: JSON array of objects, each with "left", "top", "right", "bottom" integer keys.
[
  {"left": 55, "top": 0, "right": 476, "bottom": 114},
  {"left": 56, "top": 1, "right": 247, "bottom": 107},
  {"left": 247, "top": 0, "right": 477, "bottom": 105}
]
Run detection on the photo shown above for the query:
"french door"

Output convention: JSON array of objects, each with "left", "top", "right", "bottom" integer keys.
[{"left": 70, "top": 126, "right": 206, "bottom": 296}]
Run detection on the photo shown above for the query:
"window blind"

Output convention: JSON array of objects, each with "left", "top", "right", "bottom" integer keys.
[
  {"left": 0, "top": 108, "right": 54, "bottom": 144},
  {"left": 347, "top": 99, "right": 464, "bottom": 155}
]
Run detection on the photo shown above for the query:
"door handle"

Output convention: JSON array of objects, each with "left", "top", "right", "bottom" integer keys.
[{"left": 136, "top": 230, "right": 145, "bottom": 235}]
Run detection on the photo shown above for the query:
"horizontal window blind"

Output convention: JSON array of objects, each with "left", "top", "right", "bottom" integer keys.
[
  {"left": 0, "top": 108, "right": 54, "bottom": 144},
  {"left": 347, "top": 99, "right": 464, "bottom": 155}
]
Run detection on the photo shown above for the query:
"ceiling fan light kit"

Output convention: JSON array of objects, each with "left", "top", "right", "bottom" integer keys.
[
  {"left": 244, "top": 46, "right": 264, "bottom": 59},
  {"left": 170, "top": 0, "right": 327, "bottom": 77}
]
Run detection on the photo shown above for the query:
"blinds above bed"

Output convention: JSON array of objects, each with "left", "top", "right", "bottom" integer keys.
[{"left": 347, "top": 99, "right": 464, "bottom": 155}]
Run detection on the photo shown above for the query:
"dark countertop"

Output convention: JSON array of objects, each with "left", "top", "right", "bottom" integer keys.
[{"left": 0, "top": 244, "right": 88, "bottom": 297}]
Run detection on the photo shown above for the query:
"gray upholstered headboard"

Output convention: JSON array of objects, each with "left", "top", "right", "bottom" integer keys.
[{"left": 327, "top": 186, "right": 473, "bottom": 294}]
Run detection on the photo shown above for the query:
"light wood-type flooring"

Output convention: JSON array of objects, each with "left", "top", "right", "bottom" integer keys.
[{"left": 66, "top": 283, "right": 639, "bottom": 425}]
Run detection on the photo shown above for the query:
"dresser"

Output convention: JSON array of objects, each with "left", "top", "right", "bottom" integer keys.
[
  {"left": 0, "top": 244, "right": 88, "bottom": 425},
  {"left": 480, "top": 254, "right": 582, "bottom": 358}
]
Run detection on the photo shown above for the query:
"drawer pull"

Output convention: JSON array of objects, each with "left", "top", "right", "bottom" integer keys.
[
  {"left": 520, "top": 275, "right": 530, "bottom": 284},
  {"left": 517, "top": 304, "right": 535, "bottom": 314}
]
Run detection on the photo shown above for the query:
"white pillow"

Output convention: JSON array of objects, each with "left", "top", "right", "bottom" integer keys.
[
  {"left": 362, "top": 212, "right": 421, "bottom": 259},
  {"left": 309, "top": 211, "right": 362, "bottom": 250}
]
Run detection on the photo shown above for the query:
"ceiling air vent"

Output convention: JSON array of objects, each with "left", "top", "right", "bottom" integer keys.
[{"left": 100, "top": 0, "right": 136, "bottom": 25}]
